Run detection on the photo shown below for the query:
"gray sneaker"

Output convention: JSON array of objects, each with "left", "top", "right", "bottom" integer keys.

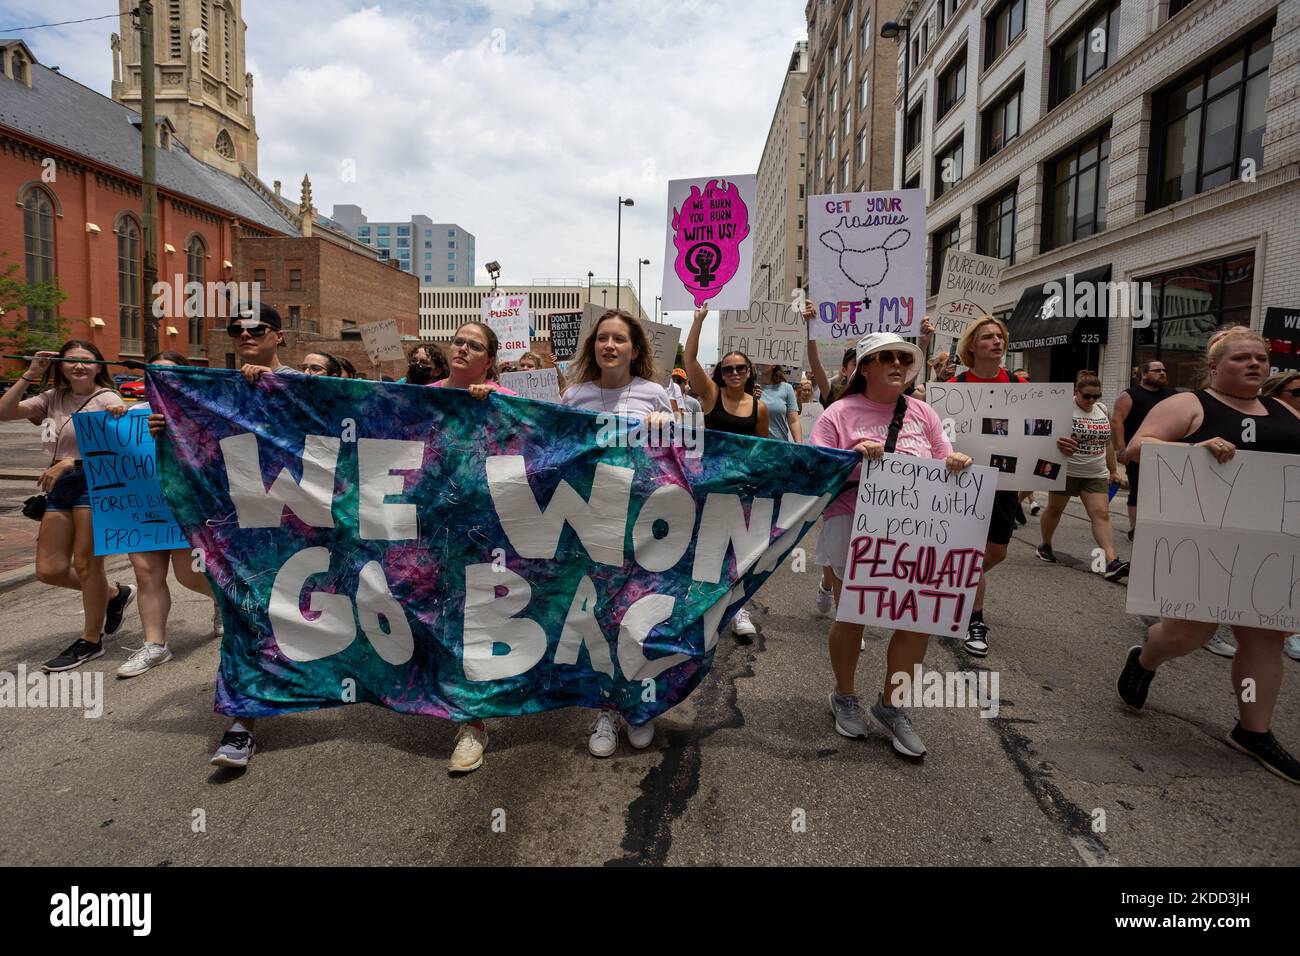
[
  {"left": 1205, "top": 629, "right": 1237, "bottom": 658},
  {"left": 870, "top": 694, "right": 927, "bottom": 758},
  {"left": 210, "top": 730, "right": 256, "bottom": 768},
  {"left": 828, "top": 691, "right": 870, "bottom": 739},
  {"left": 116, "top": 642, "right": 172, "bottom": 678}
]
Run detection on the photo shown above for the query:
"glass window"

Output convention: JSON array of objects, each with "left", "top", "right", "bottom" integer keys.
[
  {"left": 861, "top": 12, "right": 871, "bottom": 56},
  {"left": 1050, "top": 2, "right": 1120, "bottom": 108},
  {"left": 425, "top": 240, "right": 432, "bottom": 248},
  {"left": 905, "top": 99, "right": 924, "bottom": 153},
  {"left": 117, "top": 216, "right": 141, "bottom": 353},
  {"left": 981, "top": 78, "right": 1023, "bottom": 161},
  {"left": 289, "top": 268, "right": 302, "bottom": 290},
  {"left": 397, "top": 237, "right": 409, "bottom": 248},
  {"left": 860, "top": 72, "right": 869, "bottom": 109},
  {"left": 377, "top": 225, "right": 390, "bottom": 236},
  {"left": 357, "top": 226, "right": 370, "bottom": 236},
  {"left": 977, "top": 184, "right": 1017, "bottom": 264},
  {"left": 1151, "top": 21, "right": 1273, "bottom": 210},
  {"left": 985, "top": 0, "right": 1026, "bottom": 69},
  {"left": 934, "top": 134, "right": 963, "bottom": 199},
  {"left": 857, "top": 129, "right": 868, "bottom": 167},
  {"left": 1044, "top": 128, "right": 1110, "bottom": 251},
  {"left": 21, "top": 187, "right": 56, "bottom": 332},
  {"left": 840, "top": 157, "right": 850, "bottom": 191},
  {"left": 397, "top": 226, "right": 410, "bottom": 236},
  {"left": 937, "top": 48, "right": 966, "bottom": 119},
  {"left": 931, "top": 218, "right": 961, "bottom": 296},
  {"left": 186, "top": 236, "right": 206, "bottom": 354}
]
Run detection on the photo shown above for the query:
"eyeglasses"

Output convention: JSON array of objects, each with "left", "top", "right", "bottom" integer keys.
[
  {"left": 226, "top": 323, "right": 273, "bottom": 338},
  {"left": 720, "top": 364, "right": 750, "bottom": 375},
  {"left": 300, "top": 363, "right": 327, "bottom": 373},
  {"left": 1079, "top": 392, "right": 1102, "bottom": 400},
  {"left": 452, "top": 336, "right": 488, "bottom": 354},
  {"left": 63, "top": 358, "right": 94, "bottom": 368},
  {"left": 867, "top": 350, "right": 915, "bottom": 366}
]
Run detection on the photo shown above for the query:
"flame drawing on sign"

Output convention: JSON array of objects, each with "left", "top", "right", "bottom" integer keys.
[{"left": 672, "top": 179, "right": 750, "bottom": 307}]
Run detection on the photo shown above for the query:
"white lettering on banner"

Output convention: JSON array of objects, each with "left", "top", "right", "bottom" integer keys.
[
  {"left": 692, "top": 493, "right": 776, "bottom": 583},
  {"left": 355, "top": 560, "right": 415, "bottom": 665},
  {"left": 221, "top": 433, "right": 339, "bottom": 528},
  {"left": 485, "top": 456, "right": 633, "bottom": 567},
  {"left": 618, "top": 594, "right": 690, "bottom": 680},
  {"left": 462, "top": 564, "right": 548, "bottom": 680},
  {"left": 554, "top": 576, "right": 615, "bottom": 676},
  {"left": 268, "top": 547, "right": 356, "bottom": 661},
  {"left": 357, "top": 438, "right": 422, "bottom": 541},
  {"left": 1128, "top": 446, "right": 1300, "bottom": 630},
  {"left": 631, "top": 483, "right": 696, "bottom": 572}
]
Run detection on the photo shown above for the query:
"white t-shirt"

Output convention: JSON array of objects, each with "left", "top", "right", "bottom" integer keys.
[
  {"left": 1068, "top": 401, "right": 1112, "bottom": 478},
  {"left": 561, "top": 378, "right": 673, "bottom": 417}
]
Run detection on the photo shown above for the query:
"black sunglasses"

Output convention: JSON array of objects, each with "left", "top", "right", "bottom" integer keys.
[
  {"left": 719, "top": 364, "right": 750, "bottom": 375},
  {"left": 227, "top": 323, "right": 273, "bottom": 338},
  {"left": 1079, "top": 392, "right": 1103, "bottom": 400},
  {"left": 866, "top": 350, "right": 915, "bottom": 366}
]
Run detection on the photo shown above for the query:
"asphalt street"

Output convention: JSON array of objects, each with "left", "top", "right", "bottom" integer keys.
[{"left": 0, "top": 495, "right": 1296, "bottom": 866}]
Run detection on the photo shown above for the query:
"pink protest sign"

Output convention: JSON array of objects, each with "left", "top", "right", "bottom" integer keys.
[{"left": 661, "top": 174, "right": 756, "bottom": 311}]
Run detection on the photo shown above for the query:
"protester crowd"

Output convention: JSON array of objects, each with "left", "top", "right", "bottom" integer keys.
[{"left": 3, "top": 297, "right": 1297, "bottom": 785}]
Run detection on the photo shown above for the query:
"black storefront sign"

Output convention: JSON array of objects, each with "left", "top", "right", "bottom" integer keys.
[
  {"left": 549, "top": 312, "right": 583, "bottom": 361},
  {"left": 1263, "top": 307, "right": 1300, "bottom": 373},
  {"left": 1005, "top": 265, "right": 1112, "bottom": 352}
]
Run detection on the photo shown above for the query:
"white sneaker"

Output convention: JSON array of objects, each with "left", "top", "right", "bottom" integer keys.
[
  {"left": 1029, "top": 502, "right": 1042, "bottom": 516},
  {"left": 626, "top": 719, "right": 655, "bottom": 749},
  {"left": 448, "top": 722, "right": 486, "bottom": 773},
  {"left": 732, "top": 607, "right": 756, "bottom": 636},
  {"left": 588, "top": 711, "right": 621, "bottom": 757},
  {"left": 1204, "top": 630, "right": 1237, "bottom": 658},
  {"left": 116, "top": 642, "right": 172, "bottom": 678},
  {"left": 1284, "top": 635, "right": 1300, "bottom": 661},
  {"left": 212, "top": 603, "right": 224, "bottom": 637},
  {"left": 814, "top": 584, "right": 833, "bottom": 618}
]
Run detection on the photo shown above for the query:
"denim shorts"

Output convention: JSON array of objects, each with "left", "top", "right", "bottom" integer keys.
[{"left": 45, "top": 464, "right": 90, "bottom": 511}]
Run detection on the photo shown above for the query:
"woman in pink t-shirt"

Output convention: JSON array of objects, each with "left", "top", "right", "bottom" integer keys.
[
  {"left": 811, "top": 333, "right": 972, "bottom": 760},
  {"left": 429, "top": 322, "right": 517, "bottom": 399}
]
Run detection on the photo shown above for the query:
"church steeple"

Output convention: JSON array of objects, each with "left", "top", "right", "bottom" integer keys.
[{"left": 112, "top": 0, "right": 259, "bottom": 176}]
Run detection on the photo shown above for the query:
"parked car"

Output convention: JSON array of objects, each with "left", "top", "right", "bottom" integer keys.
[{"left": 118, "top": 378, "right": 146, "bottom": 400}]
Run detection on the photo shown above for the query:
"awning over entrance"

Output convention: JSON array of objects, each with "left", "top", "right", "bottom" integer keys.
[{"left": 1005, "top": 265, "right": 1111, "bottom": 351}]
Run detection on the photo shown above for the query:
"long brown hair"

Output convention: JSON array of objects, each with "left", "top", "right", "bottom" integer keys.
[
  {"left": 42, "top": 339, "right": 117, "bottom": 393},
  {"left": 455, "top": 321, "right": 500, "bottom": 382},
  {"left": 570, "top": 310, "right": 658, "bottom": 384},
  {"left": 712, "top": 351, "right": 757, "bottom": 396}
]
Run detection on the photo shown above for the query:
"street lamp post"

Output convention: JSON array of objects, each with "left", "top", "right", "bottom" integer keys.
[
  {"left": 637, "top": 258, "right": 650, "bottom": 319},
  {"left": 616, "top": 197, "right": 633, "bottom": 311},
  {"left": 602, "top": 289, "right": 608, "bottom": 307},
  {"left": 881, "top": 20, "right": 913, "bottom": 186},
  {"left": 655, "top": 295, "right": 662, "bottom": 321},
  {"left": 587, "top": 270, "right": 593, "bottom": 305},
  {"left": 759, "top": 263, "right": 771, "bottom": 300}
]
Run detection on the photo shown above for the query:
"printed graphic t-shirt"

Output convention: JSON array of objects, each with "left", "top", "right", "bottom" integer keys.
[{"left": 1068, "top": 401, "right": 1111, "bottom": 478}]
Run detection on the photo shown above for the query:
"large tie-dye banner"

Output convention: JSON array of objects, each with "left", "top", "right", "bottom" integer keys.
[{"left": 147, "top": 368, "right": 857, "bottom": 724}]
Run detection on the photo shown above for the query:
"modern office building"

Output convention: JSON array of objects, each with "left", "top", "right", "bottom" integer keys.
[
  {"left": 804, "top": 0, "right": 904, "bottom": 201},
  {"left": 752, "top": 41, "right": 810, "bottom": 304},
  {"left": 332, "top": 205, "right": 476, "bottom": 286},
  {"left": 890, "top": 0, "right": 1300, "bottom": 397},
  {"left": 418, "top": 281, "right": 646, "bottom": 345}
]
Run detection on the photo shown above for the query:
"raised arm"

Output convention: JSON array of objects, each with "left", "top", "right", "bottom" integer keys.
[
  {"left": 802, "top": 300, "right": 831, "bottom": 400},
  {"left": 0, "top": 352, "right": 52, "bottom": 422},
  {"left": 685, "top": 304, "right": 718, "bottom": 411}
]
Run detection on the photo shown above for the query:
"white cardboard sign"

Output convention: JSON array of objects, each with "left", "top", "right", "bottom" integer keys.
[
  {"left": 581, "top": 304, "right": 681, "bottom": 387},
  {"left": 932, "top": 249, "right": 1004, "bottom": 343},
  {"left": 717, "top": 300, "right": 807, "bottom": 369},
  {"left": 1127, "top": 445, "right": 1300, "bottom": 632},
  {"left": 499, "top": 368, "right": 562, "bottom": 404},
  {"left": 357, "top": 319, "right": 405, "bottom": 363},
  {"left": 925, "top": 382, "right": 1073, "bottom": 491},
  {"left": 836, "top": 454, "right": 997, "bottom": 637},
  {"left": 483, "top": 293, "right": 531, "bottom": 362},
  {"left": 799, "top": 401, "right": 825, "bottom": 444},
  {"left": 808, "top": 190, "right": 927, "bottom": 340}
]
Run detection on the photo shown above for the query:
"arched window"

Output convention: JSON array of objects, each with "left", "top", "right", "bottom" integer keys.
[
  {"left": 186, "top": 235, "right": 206, "bottom": 356},
  {"left": 21, "top": 186, "right": 57, "bottom": 331},
  {"left": 215, "top": 129, "right": 234, "bottom": 159},
  {"left": 117, "top": 215, "right": 142, "bottom": 354}
]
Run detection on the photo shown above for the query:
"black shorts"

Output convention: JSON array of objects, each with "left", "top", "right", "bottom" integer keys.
[
  {"left": 987, "top": 490, "right": 1019, "bottom": 547},
  {"left": 1126, "top": 462, "right": 1140, "bottom": 505}
]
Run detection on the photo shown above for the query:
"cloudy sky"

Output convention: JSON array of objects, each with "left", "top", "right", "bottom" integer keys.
[{"left": 4, "top": 0, "right": 810, "bottom": 355}]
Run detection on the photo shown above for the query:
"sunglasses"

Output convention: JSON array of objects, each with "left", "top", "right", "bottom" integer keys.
[
  {"left": 452, "top": 336, "right": 488, "bottom": 354},
  {"left": 226, "top": 323, "right": 273, "bottom": 338},
  {"left": 410, "top": 361, "right": 434, "bottom": 370},
  {"left": 1079, "top": 392, "right": 1102, "bottom": 400},
  {"left": 719, "top": 364, "right": 750, "bottom": 375},
  {"left": 866, "top": 350, "right": 915, "bottom": 366}
]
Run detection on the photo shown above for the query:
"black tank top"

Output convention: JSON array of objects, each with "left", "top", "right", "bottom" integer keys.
[
  {"left": 1182, "top": 391, "right": 1300, "bottom": 454},
  {"left": 1122, "top": 385, "right": 1175, "bottom": 441},
  {"left": 704, "top": 390, "right": 759, "bottom": 435}
]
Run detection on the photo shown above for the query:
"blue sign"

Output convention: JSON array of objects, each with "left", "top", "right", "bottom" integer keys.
[{"left": 72, "top": 408, "right": 188, "bottom": 556}]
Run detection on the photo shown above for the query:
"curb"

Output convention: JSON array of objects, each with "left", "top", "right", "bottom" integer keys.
[
  {"left": 0, "top": 469, "right": 43, "bottom": 481},
  {"left": 0, "top": 555, "right": 132, "bottom": 594}
]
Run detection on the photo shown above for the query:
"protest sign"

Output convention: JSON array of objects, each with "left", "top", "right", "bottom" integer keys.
[
  {"left": 483, "top": 293, "right": 530, "bottom": 361},
  {"left": 1127, "top": 445, "right": 1299, "bottom": 632},
  {"left": 358, "top": 319, "right": 406, "bottom": 363},
  {"left": 836, "top": 454, "right": 996, "bottom": 636},
  {"left": 581, "top": 304, "right": 681, "bottom": 386},
  {"left": 662, "top": 175, "right": 757, "bottom": 311},
  {"left": 1263, "top": 307, "right": 1300, "bottom": 374},
  {"left": 925, "top": 382, "right": 1072, "bottom": 491},
  {"left": 932, "top": 250, "right": 1004, "bottom": 343},
  {"left": 799, "top": 401, "right": 825, "bottom": 443},
  {"left": 499, "top": 368, "right": 562, "bottom": 404},
  {"left": 72, "top": 407, "right": 187, "bottom": 556},
  {"left": 718, "top": 300, "right": 806, "bottom": 369},
  {"left": 549, "top": 311, "right": 583, "bottom": 361},
  {"left": 148, "top": 368, "right": 858, "bottom": 723},
  {"left": 808, "top": 190, "right": 926, "bottom": 340}
]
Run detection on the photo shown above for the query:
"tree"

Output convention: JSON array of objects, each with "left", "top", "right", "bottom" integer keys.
[{"left": 0, "top": 251, "right": 68, "bottom": 377}]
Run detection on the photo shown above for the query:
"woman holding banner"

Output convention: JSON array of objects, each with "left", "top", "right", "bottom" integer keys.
[
  {"left": 0, "top": 342, "right": 136, "bottom": 672},
  {"left": 117, "top": 351, "right": 220, "bottom": 679},
  {"left": 810, "top": 333, "right": 973, "bottom": 758},
  {"left": 562, "top": 309, "right": 673, "bottom": 758},
  {"left": 1120, "top": 329, "right": 1300, "bottom": 783},
  {"left": 432, "top": 322, "right": 516, "bottom": 403}
]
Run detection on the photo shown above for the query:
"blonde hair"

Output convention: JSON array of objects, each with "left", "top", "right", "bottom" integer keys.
[
  {"left": 1207, "top": 329, "right": 1268, "bottom": 365},
  {"left": 956, "top": 316, "right": 1010, "bottom": 368},
  {"left": 1261, "top": 370, "right": 1300, "bottom": 397}
]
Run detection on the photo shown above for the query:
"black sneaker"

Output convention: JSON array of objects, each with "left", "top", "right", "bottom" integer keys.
[
  {"left": 1104, "top": 559, "right": 1130, "bottom": 582},
  {"left": 1014, "top": 502, "right": 1027, "bottom": 526},
  {"left": 42, "top": 637, "right": 105, "bottom": 672},
  {"left": 1227, "top": 724, "right": 1300, "bottom": 784},
  {"left": 1117, "top": 645, "right": 1155, "bottom": 709},
  {"left": 210, "top": 731, "right": 257, "bottom": 768},
  {"left": 103, "top": 582, "right": 136, "bottom": 636},
  {"left": 963, "top": 619, "right": 989, "bottom": 657},
  {"left": 1036, "top": 543, "right": 1057, "bottom": 563}
]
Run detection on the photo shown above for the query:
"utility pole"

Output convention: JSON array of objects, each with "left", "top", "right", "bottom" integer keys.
[{"left": 139, "top": 1, "right": 160, "bottom": 358}]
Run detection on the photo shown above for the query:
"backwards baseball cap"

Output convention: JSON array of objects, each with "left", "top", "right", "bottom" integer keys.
[
  {"left": 672, "top": 367, "right": 688, "bottom": 381},
  {"left": 232, "top": 301, "right": 283, "bottom": 331},
  {"left": 855, "top": 333, "right": 924, "bottom": 383}
]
